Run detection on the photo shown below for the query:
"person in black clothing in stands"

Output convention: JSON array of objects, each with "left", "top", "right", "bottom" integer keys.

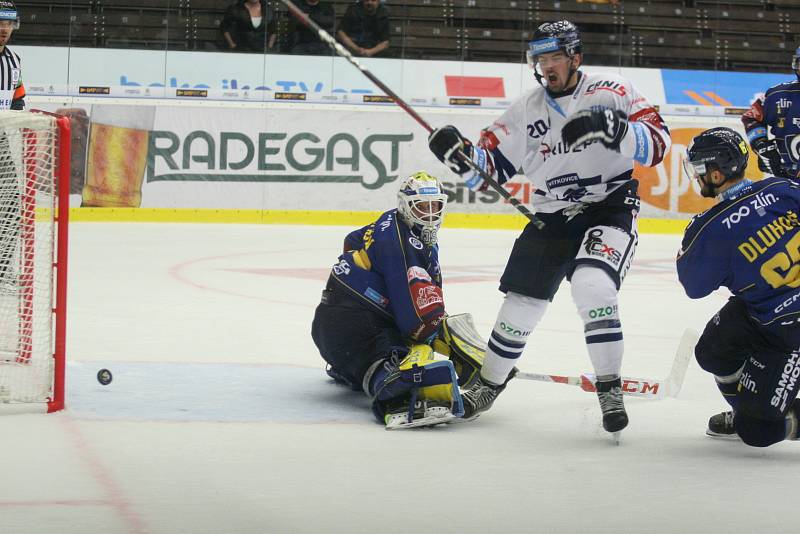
[
  {"left": 221, "top": 0, "right": 277, "bottom": 52},
  {"left": 289, "top": 0, "right": 335, "bottom": 55},
  {"left": 337, "top": 0, "right": 390, "bottom": 58}
]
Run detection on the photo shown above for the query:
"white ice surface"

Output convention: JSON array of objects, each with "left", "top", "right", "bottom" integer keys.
[{"left": 1, "top": 223, "right": 797, "bottom": 534}]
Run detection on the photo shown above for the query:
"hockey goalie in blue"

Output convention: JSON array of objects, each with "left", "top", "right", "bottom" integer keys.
[
  {"left": 677, "top": 127, "right": 800, "bottom": 446},
  {"left": 312, "top": 171, "right": 488, "bottom": 430}
]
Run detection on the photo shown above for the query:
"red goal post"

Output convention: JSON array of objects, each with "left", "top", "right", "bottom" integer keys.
[{"left": 0, "top": 110, "right": 70, "bottom": 413}]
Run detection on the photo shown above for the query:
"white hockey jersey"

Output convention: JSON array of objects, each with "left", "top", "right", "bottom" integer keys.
[{"left": 478, "top": 71, "right": 671, "bottom": 213}]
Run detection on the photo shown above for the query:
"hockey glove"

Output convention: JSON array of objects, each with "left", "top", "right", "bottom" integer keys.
[
  {"left": 428, "top": 125, "right": 473, "bottom": 174},
  {"left": 752, "top": 137, "right": 784, "bottom": 176},
  {"left": 428, "top": 126, "right": 493, "bottom": 192},
  {"left": 562, "top": 107, "right": 629, "bottom": 152}
]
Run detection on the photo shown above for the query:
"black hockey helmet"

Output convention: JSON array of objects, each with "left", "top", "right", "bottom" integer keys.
[
  {"left": 527, "top": 20, "right": 582, "bottom": 66},
  {"left": 684, "top": 127, "right": 749, "bottom": 182},
  {"left": 0, "top": 1, "right": 19, "bottom": 29}
]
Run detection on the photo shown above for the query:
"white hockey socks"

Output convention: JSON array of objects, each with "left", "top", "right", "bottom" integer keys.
[
  {"left": 571, "top": 266, "right": 624, "bottom": 378},
  {"left": 482, "top": 292, "right": 548, "bottom": 385}
]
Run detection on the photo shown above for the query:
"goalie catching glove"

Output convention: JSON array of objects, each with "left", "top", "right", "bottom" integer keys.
[
  {"left": 428, "top": 125, "right": 494, "bottom": 192},
  {"left": 562, "top": 106, "right": 628, "bottom": 152}
]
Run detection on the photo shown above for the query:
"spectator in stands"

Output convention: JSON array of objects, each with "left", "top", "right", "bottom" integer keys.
[
  {"left": 221, "top": 0, "right": 277, "bottom": 53},
  {"left": 289, "top": 0, "right": 335, "bottom": 56},
  {"left": 577, "top": 0, "right": 620, "bottom": 5},
  {"left": 337, "top": 0, "right": 390, "bottom": 58}
]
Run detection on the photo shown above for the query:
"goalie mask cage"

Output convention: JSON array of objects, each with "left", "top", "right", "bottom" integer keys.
[{"left": 0, "top": 110, "right": 70, "bottom": 413}]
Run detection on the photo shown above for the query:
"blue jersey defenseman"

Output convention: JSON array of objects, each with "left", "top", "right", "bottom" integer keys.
[
  {"left": 677, "top": 127, "right": 800, "bottom": 447},
  {"left": 312, "top": 172, "right": 468, "bottom": 430},
  {"left": 741, "top": 47, "right": 800, "bottom": 179}
]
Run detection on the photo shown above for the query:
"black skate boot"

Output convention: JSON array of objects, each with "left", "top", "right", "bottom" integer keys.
[
  {"left": 596, "top": 377, "right": 629, "bottom": 433},
  {"left": 460, "top": 375, "right": 507, "bottom": 421},
  {"left": 706, "top": 410, "right": 736, "bottom": 439}
]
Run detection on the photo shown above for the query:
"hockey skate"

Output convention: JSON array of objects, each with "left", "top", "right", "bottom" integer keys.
[
  {"left": 596, "top": 378, "right": 629, "bottom": 438},
  {"left": 384, "top": 399, "right": 456, "bottom": 430},
  {"left": 706, "top": 410, "right": 737, "bottom": 439},
  {"left": 459, "top": 375, "right": 507, "bottom": 422}
]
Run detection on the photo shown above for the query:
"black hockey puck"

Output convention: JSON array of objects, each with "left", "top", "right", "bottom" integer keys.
[{"left": 97, "top": 369, "right": 113, "bottom": 385}]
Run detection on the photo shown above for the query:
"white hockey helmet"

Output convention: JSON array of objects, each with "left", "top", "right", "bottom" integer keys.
[
  {"left": 0, "top": 1, "right": 19, "bottom": 30},
  {"left": 793, "top": 46, "right": 800, "bottom": 80},
  {"left": 397, "top": 171, "right": 448, "bottom": 247}
]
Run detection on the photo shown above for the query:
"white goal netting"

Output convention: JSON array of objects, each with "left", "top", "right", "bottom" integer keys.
[{"left": 0, "top": 111, "right": 68, "bottom": 412}]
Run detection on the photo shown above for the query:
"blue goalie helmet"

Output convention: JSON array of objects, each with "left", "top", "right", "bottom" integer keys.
[
  {"left": 397, "top": 171, "right": 448, "bottom": 247},
  {"left": 526, "top": 20, "right": 582, "bottom": 69},
  {"left": 684, "top": 127, "right": 749, "bottom": 181}
]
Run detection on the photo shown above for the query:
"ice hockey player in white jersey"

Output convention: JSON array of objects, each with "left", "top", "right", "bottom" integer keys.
[{"left": 428, "top": 20, "right": 672, "bottom": 437}]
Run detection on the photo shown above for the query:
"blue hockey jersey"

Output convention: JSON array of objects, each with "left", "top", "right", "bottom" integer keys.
[
  {"left": 677, "top": 177, "right": 800, "bottom": 326},
  {"left": 329, "top": 209, "right": 445, "bottom": 342},
  {"left": 742, "top": 79, "right": 800, "bottom": 177}
]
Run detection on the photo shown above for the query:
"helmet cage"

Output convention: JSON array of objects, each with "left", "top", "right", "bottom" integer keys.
[{"left": 397, "top": 173, "right": 447, "bottom": 247}]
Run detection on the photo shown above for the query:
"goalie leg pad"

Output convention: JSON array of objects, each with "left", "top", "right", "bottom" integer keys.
[
  {"left": 435, "top": 313, "right": 488, "bottom": 388},
  {"left": 370, "top": 344, "right": 464, "bottom": 425}
]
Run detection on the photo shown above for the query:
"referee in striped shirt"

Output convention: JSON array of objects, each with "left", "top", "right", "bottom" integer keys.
[
  {"left": 0, "top": 1, "right": 23, "bottom": 111},
  {"left": 0, "top": 0, "right": 23, "bottom": 291}
]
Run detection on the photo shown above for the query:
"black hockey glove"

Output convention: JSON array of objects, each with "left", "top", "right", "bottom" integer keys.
[
  {"left": 562, "top": 107, "right": 629, "bottom": 152},
  {"left": 752, "top": 137, "right": 784, "bottom": 176},
  {"left": 428, "top": 125, "right": 473, "bottom": 175}
]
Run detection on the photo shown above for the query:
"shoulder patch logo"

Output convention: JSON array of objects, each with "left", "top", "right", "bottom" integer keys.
[{"left": 409, "top": 236, "right": 423, "bottom": 250}]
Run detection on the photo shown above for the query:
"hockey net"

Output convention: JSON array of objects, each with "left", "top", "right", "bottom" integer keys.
[{"left": 0, "top": 110, "right": 70, "bottom": 413}]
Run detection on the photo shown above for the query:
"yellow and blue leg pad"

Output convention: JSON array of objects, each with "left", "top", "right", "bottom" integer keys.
[
  {"left": 400, "top": 345, "right": 465, "bottom": 418},
  {"left": 372, "top": 344, "right": 464, "bottom": 421}
]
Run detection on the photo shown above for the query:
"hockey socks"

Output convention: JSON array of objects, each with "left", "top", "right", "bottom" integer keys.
[
  {"left": 571, "top": 267, "right": 624, "bottom": 378},
  {"left": 481, "top": 292, "right": 547, "bottom": 385}
]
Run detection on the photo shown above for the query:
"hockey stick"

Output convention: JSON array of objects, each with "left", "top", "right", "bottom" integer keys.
[
  {"left": 515, "top": 329, "right": 699, "bottom": 399},
  {"left": 279, "top": 0, "right": 544, "bottom": 229}
]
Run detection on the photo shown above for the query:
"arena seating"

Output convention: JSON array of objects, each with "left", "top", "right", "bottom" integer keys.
[{"left": 12, "top": 0, "right": 800, "bottom": 72}]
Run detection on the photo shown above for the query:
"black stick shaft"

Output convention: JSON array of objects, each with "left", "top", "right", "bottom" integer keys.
[{"left": 279, "top": 0, "right": 543, "bottom": 228}]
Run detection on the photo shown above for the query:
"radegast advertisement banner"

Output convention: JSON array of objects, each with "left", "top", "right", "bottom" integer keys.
[{"left": 42, "top": 102, "right": 766, "bottom": 218}]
